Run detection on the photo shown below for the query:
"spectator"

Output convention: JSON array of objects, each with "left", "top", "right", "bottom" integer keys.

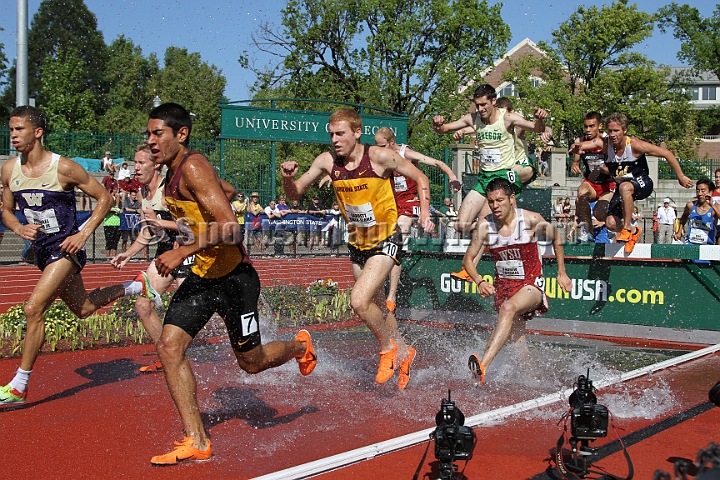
[
  {"left": 562, "top": 197, "right": 572, "bottom": 221},
  {"left": 287, "top": 199, "right": 304, "bottom": 256},
  {"left": 101, "top": 151, "right": 118, "bottom": 173},
  {"left": 247, "top": 192, "right": 264, "bottom": 255},
  {"left": 553, "top": 197, "right": 566, "bottom": 227},
  {"left": 103, "top": 206, "right": 122, "bottom": 259},
  {"left": 306, "top": 196, "right": 326, "bottom": 252},
  {"left": 538, "top": 145, "right": 550, "bottom": 177},
  {"left": 445, "top": 201, "right": 459, "bottom": 241},
  {"left": 117, "top": 162, "right": 131, "bottom": 181},
  {"left": 631, "top": 206, "right": 642, "bottom": 230},
  {"left": 263, "top": 199, "right": 281, "bottom": 255},
  {"left": 657, "top": 198, "right": 676, "bottom": 244},
  {"left": 326, "top": 202, "right": 343, "bottom": 255},
  {"left": 121, "top": 190, "right": 141, "bottom": 254},
  {"left": 652, "top": 204, "right": 660, "bottom": 244},
  {"left": 118, "top": 174, "right": 141, "bottom": 208},
  {"left": 231, "top": 191, "right": 248, "bottom": 247},
  {"left": 101, "top": 171, "right": 119, "bottom": 207}
]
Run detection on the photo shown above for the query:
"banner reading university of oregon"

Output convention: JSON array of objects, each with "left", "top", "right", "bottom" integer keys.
[{"left": 220, "top": 104, "right": 408, "bottom": 144}]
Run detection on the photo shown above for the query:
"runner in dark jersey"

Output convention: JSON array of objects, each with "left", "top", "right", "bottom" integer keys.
[
  {"left": 0, "top": 107, "right": 161, "bottom": 406},
  {"left": 570, "top": 112, "right": 615, "bottom": 242},
  {"left": 571, "top": 112, "right": 693, "bottom": 253},
  {"left": 145, "top": 103, "right": 315, "bottom": 466}
]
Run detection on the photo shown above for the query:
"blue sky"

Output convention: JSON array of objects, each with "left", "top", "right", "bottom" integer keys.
[{"left": 0, "top": 0, "right": 715, "bottom": 101}]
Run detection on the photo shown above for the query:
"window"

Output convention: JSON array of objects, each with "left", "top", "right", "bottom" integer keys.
[
  {"left": 702, "top": 86, "right": 716, "bottom": 101},
  {"left": 688, "top": 87, "right": 699, "bottom": 101},
  {"left": 498, "top": 84, "right": 516, "bottom": 97}
]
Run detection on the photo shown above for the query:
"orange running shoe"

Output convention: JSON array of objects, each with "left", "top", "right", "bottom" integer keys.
[
  {"left": 450, "top": 267, "right": 473, "bottom": 283},
  {"left": 150, "top": 437, "right": 212, "bottom": 465},
  {"left": 139, "top": 360, "right": 163, "bottom": 373},
  {"left": 468, "top": 354, "right": 486, "bottom": 385},
  {"left": 385, "top": 299, "right": 396, "bottom": 313},
  {"left": 616, "top": 228, "right": 633, "bottom": 243},
  {"left": 397, "top": 346, "right": 416, "bottom": 390},
  {"left": 294, "top": 329, "right": 317, "bottom": 376},
  {"left": 622, "top": 226, "right": 642, "bottom": 254},
  {"left": 375, "top": 340, "right": 398, "bottom": 384}
]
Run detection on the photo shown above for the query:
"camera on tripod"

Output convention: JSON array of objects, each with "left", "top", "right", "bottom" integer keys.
[
  {"left": 432, "top": 390, "right": 476, "bottom": 480},
  {"left": 569, "top": 369, "right": 608, "bottom": 440}
]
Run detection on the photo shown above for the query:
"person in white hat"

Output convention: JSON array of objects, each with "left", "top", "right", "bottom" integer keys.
[{"left": 657, "top": 197, "right": 676, "bottom": 244}]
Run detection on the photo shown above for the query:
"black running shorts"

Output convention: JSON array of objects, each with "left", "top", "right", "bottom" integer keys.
[
  {"left": 608, "top": 175, "right": 653, "bottom": 219},
  {"left": 348, "top": 231, "right": 403, "bottom": 266},
  {"left": 164, "top": 261, "right": 261, "bottom": 353}
]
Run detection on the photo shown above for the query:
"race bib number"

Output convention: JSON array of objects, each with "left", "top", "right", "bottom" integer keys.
[
  {"left": 393, "top": 176, "right": 409, "bottom": 192},
  {"left": 412, "top": 205, "right": 421, "bottom": 216},
  {"left": 24, "top": 208, "right": 60, "bottom": 234},
  {"left": 534, "top": 276, "right": 545, "bottom": 290},
  {"left": 496, "top": 260, "right": 525, "bottom": 279},
  {"left": 688, "top": 227, "right": 709, "bottom": 245},
  {"left": 182, "top": 254, "right": 196, "bottom": 266},
  {"left": 344, "top": 202, "right": 377, "bottom": 227},
  {"left": 477, "top": 148, "right": 501, "bottom": 167},
  {"left": 381, "top": 240, "right": 399, "bottom": 258},
  {"left": 240, "top": 312, "right": 259, "bottom": 337},
  {"left": 506, "top": 170, "right": 516, "bottom": 183}
]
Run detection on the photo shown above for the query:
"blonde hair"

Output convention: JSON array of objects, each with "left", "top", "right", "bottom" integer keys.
[
  {"left": 375, "top": 127, "right": 396, "bottom": 142},
  {"left": 604, "top": 112, "right": 629, "bottom": 130},
  {"left": 329, "top": 108, "right": 362, "bottom": 131}
]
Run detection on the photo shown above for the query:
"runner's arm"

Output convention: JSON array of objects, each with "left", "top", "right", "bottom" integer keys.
[
  {"left": 464, "top": 222, "right": 494, "bottom": 296},
  {"left": 674, "top": 202, "right": 692, "bottom": 240},
  {"left": 432, "top": 113, "right": 473, "bottom": 135},
  {"left": 403, "top": 147, "right": 461, "bottom": 192},
  {"left": 281, "top": 154, "right": 332, "bottom": 201},
  {"left": 382, "top": 149, "right": 434, "bottom": 233},
  {"left": 633, "top": 140, "right": 693, "bottom": 189}
]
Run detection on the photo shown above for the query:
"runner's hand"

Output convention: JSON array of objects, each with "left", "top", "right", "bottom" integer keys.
[
  {"left": 280, "top": 161, "right": 299, "bottom": 178},
  {"left": 110, "top": 251, "right": 131, "bottom": 269},
  {"left": 319, "top": 175, "right": 332, "bottom": 188},
  {"left": 476, "top": 281, "right": 495, "bottom": 297},
  {"left": 678, "top": 175, "right": 693, "bottom": 188}
]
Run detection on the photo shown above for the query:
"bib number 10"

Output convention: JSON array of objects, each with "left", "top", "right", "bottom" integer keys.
[{"left": 382, "top": 241, "right": 399, "bottom": 258}]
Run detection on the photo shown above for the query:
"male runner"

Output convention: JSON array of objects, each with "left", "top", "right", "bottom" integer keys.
[
  {"left": 463, "top": 178, "right": 571, "bottom": 384},
  {"left": 145, "top": 103, "right": 316, "bottom": 465},
  {"left": 373, "top": 127, "right": 461, "bottom": 313},
  {"left": 0, "top": 106, "right": 160, "bottom": 405},
  {"left": 570, "top": 112, "right": 615, "bottom": 242},
  {"left": 433, "top": 86, "right": 547, "bottom": 282},
  {"left": 282, "top": 108, "right": 434, "bottom": 390},
  {"left": 674, "top": 177, "right": 720, "bottom": 245},
  {"left": 570, "top": 112, "right": 693, "bottom": 253}
]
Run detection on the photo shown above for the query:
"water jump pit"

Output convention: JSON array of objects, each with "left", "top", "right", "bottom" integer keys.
[{"left": 1, "top": 320, "right": 718, "bottom": 480}]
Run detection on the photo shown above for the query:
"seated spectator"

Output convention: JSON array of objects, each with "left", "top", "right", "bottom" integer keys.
[
  {"left": 117, "top": 162, "right": 132, "bottom": 181},
  {"left": 101, "top": 151, "right": 118, "bottom": 173}
]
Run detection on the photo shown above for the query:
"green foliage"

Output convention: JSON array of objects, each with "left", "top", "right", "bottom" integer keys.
[
  {"left": 150, "top": 47, "right": 226, "bottom": 139},
  {"left": 0, "top": 27, "right": 7, "bottom": 89},
  {"left": 260, "top": 284, "right": 354, "bottom": 328},
  {"left": 99, "top": 36, "right": 160, "bottom": 133},
  {"left": 2, "top": 0, "right": 109, "bottom": 113},
  {"left": 40, "top": 46, "right": 98, "bottom": 131},
  {"left": 251, "top": 0, "right": 510, "bottom": 145},
  {"left": 658, "top": 3, "right": 720, "bottom": 81}
]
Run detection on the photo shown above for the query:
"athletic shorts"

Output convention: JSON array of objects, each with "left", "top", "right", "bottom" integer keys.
[
  {"left": 582, "top": 178, "right": 616, "bottom": 199},
  {"left": 607, "top": 175, "right": 653, "bottom": 219},
  {"left": 397, "top": 201, "right": 420, "bottom": 218},
  {"left": 348, "top": 231, "right": 403, "bottom": 266},
  {"left": 36, "top": 245, "right": 87, "bottom": 272},
  {"left": 172, "top": 254, "right": 195, "bottom": 279},
  {"left": 164, "top": 261, "right": 262, "bottom": 353},
  {"left": 494, "top": 277, "right": 548, "bottom": 321},
  {"left": 472, "top": 169, "right": 523, "bottom": 197}
]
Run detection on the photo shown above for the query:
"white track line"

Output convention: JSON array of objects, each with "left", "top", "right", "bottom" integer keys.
[{"left": 252, "top": 343, "right": 720, "bottom": 480}]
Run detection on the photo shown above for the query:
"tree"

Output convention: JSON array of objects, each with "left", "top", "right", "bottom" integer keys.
[
  {"left": 658, "top": 3, "right": 720, "bottom": 81},
  {"left": 2, "top": 0, "right": 108, "bottom": 113},
  {"left": 250, "top": 0, "right": 511, "bottom": 147},
  {"left": 40, "top": 46, "right": 97, "bottom": 131},
  {"left": 0, "top": 27, "right": 7, "bottom": 90},
  {"left": 150, "top": 47, "right": 226, "bottom": 139},
  {"left": 100, "top": 35, "right": 160, "bottom": 133}
]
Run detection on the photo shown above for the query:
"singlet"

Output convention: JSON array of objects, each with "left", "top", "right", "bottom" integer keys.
[
  {"left": 685, "top": 201, "right": 716, "bottom": 245},
  {"left": 10, "top": 153, "right": 79, "bottom": 250},
  {"left": 606, "top": 137, "right": 649, "bottom": 179},
  {"left": 142, "top": 177, "right": 177, "bottom": 244},
  {"left": 514, "top": 133, "right": 528, "bottom": 163},
  {"left": 330, "top": 144, "right": 398, "bottom": 250},
  {"left": 581, "top": 133, "right": 612, "bottom": 184},
  {"left": 485, "top": 208, "right": 543, "bottom": 283},
  {"left": 164, "top": 150, "right": 249, "bottom": 278},
  {"left": 391, "top": 144, "right": 420, "bottom": 215},
  {"left": 472, "top": 108, "right": 517, "bottom": 172}
]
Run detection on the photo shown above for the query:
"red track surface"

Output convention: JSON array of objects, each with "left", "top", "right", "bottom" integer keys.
[{"left": 1, "top": 261, "right": 719, "bottom": 479}]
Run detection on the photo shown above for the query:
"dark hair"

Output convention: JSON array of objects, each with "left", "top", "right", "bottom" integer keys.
[
  {"left": 148, "top": 103, "right": 192, "bottom": 146},
  {"left": 10, "top": 105, "right": 47, "bottom": 133},
  {"left": 604, "top": 112, "right": 629, "bottom": 130},
  {"left": 697, "top": 176, "right": 716, "bottom": 192},
  {"left": 472, "top": 84, "right": 497, "bottom": 101},
  {"left": 584, "top": 111, "right": 602, "bottom": 123},
  {"left": 495, "top": 97, "right": 513, "bottom": 110},
  {"left": 486, "top": 178, "right": 514, "bottom": 197}
]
